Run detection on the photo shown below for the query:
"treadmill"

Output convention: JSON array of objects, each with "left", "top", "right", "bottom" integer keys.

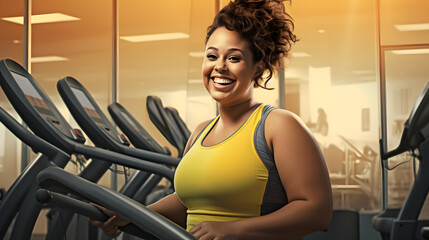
[
  {"left": 0, "top": 97, "right": 194, "bottom": 240},
  {"left": 57, "top": 77, "right": 178, "bottom": 204},
  {"left": 146, "top": 96, "right": 188, "bottom": 157},
  {"left": 0, "top": 107, "right": 69, "bottom": 240},
  {"left": 108, "top": 102, "right": 169, "bottom": 155},
  {"left": 108, "top": 102, "right": 179, "bottom": 204},
  {"left": 0, "top": 58, "right": 178, "bottom": 239},
  {"left": 164, "top": 106, "right": 191, "bottom": 141},
  {"left": 373, "top": 81, "right": 429, "bottom": 240}
]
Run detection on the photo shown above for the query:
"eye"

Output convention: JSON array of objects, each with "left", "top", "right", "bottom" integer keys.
[
  {"left": 206, "top": 53, "right": 217, "bottom": 60},
  {"left": 228, "top": 56, "right": 241, "bottom": 62}
]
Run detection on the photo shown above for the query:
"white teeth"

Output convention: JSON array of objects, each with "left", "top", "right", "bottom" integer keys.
[{"left": 213, "top": 77, "right": 233, "bottom": 84}]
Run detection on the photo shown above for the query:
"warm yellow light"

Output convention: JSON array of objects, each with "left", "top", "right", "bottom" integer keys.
[
  {"left": 120, "top": 32, "right": 189, "bottom": 43},
  {"left": 394, "top": 23, "right": 429, "bottom": 31},
  {"left": 189, "top": 52, "right": 205, "bottom": 58},
  {"left": 32, "top": 56, "right": 69, "bottom": 63},
  {"left": 2, "top": 13, "right": 80, "bottom": 25},
  {"left": 188, "top": 79, "right": 202, "bottom": 84},
  {"left": 292, "top": 52, "right": 311, "bottom": 58},
  {"left": 392, "top": 49, "right": 429, "bottom": 55}
]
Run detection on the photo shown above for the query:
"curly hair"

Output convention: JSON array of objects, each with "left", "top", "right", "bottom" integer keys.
[{"left": 206, "top": 0, "right": 297, "bottom": 89}]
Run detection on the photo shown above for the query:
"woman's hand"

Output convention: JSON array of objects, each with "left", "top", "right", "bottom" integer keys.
[
  {"left": 88, "top": 203, "right": 130, "bottom": 238},
  {"left": 189, "top": 221, "right": 239, "bottom": 240}
]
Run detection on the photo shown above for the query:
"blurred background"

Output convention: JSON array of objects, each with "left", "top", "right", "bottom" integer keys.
[{"left": 0, "top": 0, "right": 428, "bottom": 236}]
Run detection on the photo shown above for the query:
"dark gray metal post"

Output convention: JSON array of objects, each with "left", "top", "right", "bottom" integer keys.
[
  {"left": 111, "top": 0, "right": 119, "bottom": 191},
  {"left": 22, "top": 0, "right": 32, "bottom": 171}
]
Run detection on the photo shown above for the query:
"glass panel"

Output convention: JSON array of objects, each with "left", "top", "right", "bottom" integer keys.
[
  {"left": 288, "top": 0, "right": 379, "bottom": 210},
  {"left": 0, "top": 0, "right": 23, "bottom": 191},
  {"left": 384, "top": 48, "right": 429, "bottom": 209},
  {"left": 118, "top": 0, "right": 196, "bottom": 157},
  {"left": 32, "top": 0, "right": 113, "bottom": 183},
  {"left": 186, "top": 0, "right": 217, "bottom": 131},
  {"left": 380, "top": 0, "right": 429, "bottom": 46}
]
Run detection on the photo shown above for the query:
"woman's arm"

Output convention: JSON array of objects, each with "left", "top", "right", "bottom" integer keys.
[{"left": 189, "top": 109, "right": 333, "bottom": 240}]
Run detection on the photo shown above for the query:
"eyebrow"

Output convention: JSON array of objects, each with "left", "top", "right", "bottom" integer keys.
[{"left": 206, "top": 47, "right": 246, "bottom": 56}]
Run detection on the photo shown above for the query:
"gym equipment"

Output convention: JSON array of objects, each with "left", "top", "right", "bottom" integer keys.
[
  {"left": 0, "top": 97, "right": 193, "bottom": 240},
  {"left": 57, "top": 77, "right": 178, "bottom": 204},
  {"left": 0, "top": 58, "right": 177, "bottom": 239},
  {"left": 164, "top": 106, "right": 191, "bottom": 141},
  {"left": 0, "top": 106, "right": 69, "bottom": 240},
  {"left": 373, "top": 81, "right": 429, "bottom": 239},
  {"left": 146, "top": 96, "right": 188, "bottom": 157},
  {"left": 108, "top": 102, "right": 176, "bottom": 205},
  {"left": 35, "top": 166, "right": 195, "bottom": 239},
  {"left": 108, "top": 102, "right": 168, "bottom": 155}
]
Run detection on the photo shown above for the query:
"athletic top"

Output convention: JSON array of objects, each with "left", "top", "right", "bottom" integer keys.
[{"left": 174, "top": 104, "right": 288, "bottom": 230}]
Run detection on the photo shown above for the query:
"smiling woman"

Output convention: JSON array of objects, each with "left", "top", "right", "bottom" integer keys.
[{"left": 91, "top": 1, "right": 333, "bottom": 240}]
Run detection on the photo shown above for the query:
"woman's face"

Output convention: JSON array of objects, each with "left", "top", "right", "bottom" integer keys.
[{"left": 202, "top": 27, "right": 262, "bottom": 107}]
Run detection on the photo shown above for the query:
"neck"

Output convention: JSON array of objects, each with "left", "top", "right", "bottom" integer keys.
[{"left": 218, "top": 99, "right": 260, "bottom": 124}]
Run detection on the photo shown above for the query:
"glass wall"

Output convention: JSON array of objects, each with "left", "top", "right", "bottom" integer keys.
[
  {"left": 379, "top": 0, "right": 429, "bottom": 212},
  {"left": 288, "top": 0, "right": 379, "bottom": 210},
  {"left": 0, "top": 0, "right": 24, "bottom": 192},
  {"left": 118, "top": 0, "right": 216, "bottom": 156},
  {"left": 380, "top": 0, "right": 429, "bottom": 45},
  {"left": 383, "top": 49, "right": 429, "bottom": 208},
  {"left": 31, "top": 0, "right": 113, "bottom": 184}
]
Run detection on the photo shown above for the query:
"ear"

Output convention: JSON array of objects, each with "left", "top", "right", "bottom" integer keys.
[
  {"left": 253, "top": 61, "right": 265, "bottom": 87},
  {"left": 254, "top": 61, "right": 265, "bottom": 78}
]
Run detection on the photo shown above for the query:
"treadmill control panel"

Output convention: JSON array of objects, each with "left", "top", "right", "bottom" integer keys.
[
  {"left": 11, "top": 72, "right": 85, "bottom": 143},
  {"left": 70, "top": 86, "right": 126, "bottom": 145}
]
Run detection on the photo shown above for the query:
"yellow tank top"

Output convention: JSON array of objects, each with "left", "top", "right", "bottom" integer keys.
[{"left": 174, "top": 104, "right": 287, "bottom": 230}]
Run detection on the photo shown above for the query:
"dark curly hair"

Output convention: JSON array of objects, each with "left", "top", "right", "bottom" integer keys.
[{"left": 206, "top": 0, "right": 297, "bottom": 89}]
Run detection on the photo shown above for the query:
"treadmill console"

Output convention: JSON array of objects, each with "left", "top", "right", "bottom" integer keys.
[
  {"left": 0, "top": 59, "right": 85, "bottom": 144},
  {"left": 58, "top": 77, "right": 129, "bottom": 147},
  {"left": 12, "top": 72, "right": 73, "bottom": 137}
]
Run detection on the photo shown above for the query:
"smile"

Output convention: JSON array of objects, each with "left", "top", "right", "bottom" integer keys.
[{"left": 212, "top": 77, "right": 235, "bottom": 85}]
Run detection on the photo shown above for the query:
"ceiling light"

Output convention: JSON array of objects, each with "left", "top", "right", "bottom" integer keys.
[
  {"left": 391, "top": 49, "right": 429, "bottom": 55},
  {"left": 318, "top": 29, "right": 325, "bottom": 33},
  {"left": 32, "top": 56, "right": 69, "bottom": 63},
  {"left": 189, "top": 52, "right": 205, "bottom": 58},
  {"left": 394, "top": 23, "right": 429, "bottom": 31},
  {"left": 2, "top": 13, "right": 80, "bottom": 25},
  {"left": 292, "top": 52, "right": 311, "bottom": 58},
  {"left": 13, "top": 40, "right": 21, "bottom": 44},
  {"left": 120, "top": 32, "right": 189, "bottom": 43}
]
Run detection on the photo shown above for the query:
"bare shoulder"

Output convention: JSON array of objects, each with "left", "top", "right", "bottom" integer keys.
[
  {"left": 183, "top": 119, "right": 213, "bottom": 155},
  {"left": 264, "top": 108, "right": 318, "bottom": 153},
  {"left": 266, "top": 109, "right": 311, "bottom": 137}
]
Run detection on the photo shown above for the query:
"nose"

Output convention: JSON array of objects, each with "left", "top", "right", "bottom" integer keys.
[{"left": 214, "top": 60, "right": 227, "bottom": 72}]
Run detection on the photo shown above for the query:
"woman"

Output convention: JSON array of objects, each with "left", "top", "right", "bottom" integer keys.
[{"left": 91, "top": 0, "right": 333, "bottom": 239}]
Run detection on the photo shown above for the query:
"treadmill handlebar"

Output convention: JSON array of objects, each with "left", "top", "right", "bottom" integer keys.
[
  {"left": 37, "top": 167, "right": 195, "bottom": 240},
  {"left": 35, "top": 189, "right": 160, "bottom": 240},
  {"left": 74, "top": 144, "right": 175, "bottom": 183},
  {"left": 0, "top": 106, "right": 69, "bottom": 161},
  {"left": 123, "top": 146, "right": 180, "bottom": 167},
  {"left": 36, "top": 189, "right": 108, "bottom": 221}
]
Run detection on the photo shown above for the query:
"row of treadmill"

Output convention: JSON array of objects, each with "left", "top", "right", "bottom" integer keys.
[{"left": 0, "top": 58, "right": 428, "bottom": 240}]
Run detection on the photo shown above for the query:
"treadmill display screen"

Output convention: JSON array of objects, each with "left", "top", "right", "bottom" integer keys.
[
  {"left": 12, "top": 72, "right": 49, "bottom": 110},
  {"left": 71, "top": 87, "right": 103, "bottom": 123}
]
